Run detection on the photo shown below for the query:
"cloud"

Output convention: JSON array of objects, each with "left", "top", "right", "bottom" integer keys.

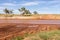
[
  {"left": 47, "top": 1, "right": 60, "bottom": 8},
  {"left": 0, "top": 7, "right": 6, "bottom": 13},
  {"left": 38, "top": 1, "right": 60, "bottom": 8},
  {"left": 0, "top": 7, "right": 5, "bottom": 9},
  {"left": 1, "top": 3, "right": 16, "bottom": 6},
  {"left": 0, "top": 0, "right": 60, "bottom": 14},
  {"left": 21, "top": 1, "right": 40, "bottom": 6}
]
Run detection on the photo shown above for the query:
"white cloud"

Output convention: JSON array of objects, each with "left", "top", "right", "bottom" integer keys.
[
  {"left": 21, "top": 1, "right": 40, "bottom": 6},
  {"left": 46, "top": 1, "right": 60, "bottom": 8},
  {"left": 0, "top": 7, "right": 5, "bottom": 9},
  {"left": 1, "top": 3, "right": 16, "bottom": 6},
  {"left": 0, "top": 7, "right": 6, "bottom": 13}
]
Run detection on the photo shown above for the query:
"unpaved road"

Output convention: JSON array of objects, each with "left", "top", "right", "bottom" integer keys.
[
  {"left": 0, "top": 19, "right": 60, "bottom": 28},
  {"left": 0, "top": 19, "right": 60, "bottom": 40},
  {"left": 0, "top": 20, "right": 60, "bottom": 24}
]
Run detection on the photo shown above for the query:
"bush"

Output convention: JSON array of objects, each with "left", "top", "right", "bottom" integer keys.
[
  {"left": 11, "top": 30, "right": 60, "bottom": 40},
  {"left": 11, "top": 36, "right": 24, "bottom": 40}
]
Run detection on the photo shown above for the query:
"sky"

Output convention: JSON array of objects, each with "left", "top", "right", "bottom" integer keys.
[{"left": 0, "top": 0, "right": 60, "bottom": 14}]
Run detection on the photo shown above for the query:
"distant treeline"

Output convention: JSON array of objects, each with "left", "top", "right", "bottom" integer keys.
[{"left": 2, "top": 7, "right": 39, "bottom": 17}]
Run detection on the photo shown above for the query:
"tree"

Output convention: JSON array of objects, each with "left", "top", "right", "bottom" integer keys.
[
  {"left": 9, "top": 10, "right": 13, "bottom": 14},
  {"left": 33, "top": 11, "right": 38, "bottom": 15},
  {"left": 18, "top": 7, "right": 32, "bottom": 16},
  {"left": 3, "top": 8, "right": 13, "bottom": 17},
  {"left": 4, "top": 8, "right": 10, "bottom": 14},
  {"left": 4, "top": 8, "right": 13, "bottom": 14}
]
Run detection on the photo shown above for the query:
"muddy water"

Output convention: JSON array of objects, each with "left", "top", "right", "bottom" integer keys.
[{"left": 0, "top": 20, "right": 60, "bottom": 24}]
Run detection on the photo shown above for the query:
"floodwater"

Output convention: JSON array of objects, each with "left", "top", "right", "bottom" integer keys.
[{"left": 0, "top": 20, "right": 60, "bottom": 24}]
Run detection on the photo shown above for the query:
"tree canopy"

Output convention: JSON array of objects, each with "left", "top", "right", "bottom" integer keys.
[{"left": 18, "top": 7, "right": 32, "bottom": 16}]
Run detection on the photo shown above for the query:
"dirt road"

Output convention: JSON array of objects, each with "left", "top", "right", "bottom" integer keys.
[
  {"left": 0, "top": 20, "right": 60, "bottom": 24},
  {"left": 0, "top": 19, "right": 60, "bottom": 40}
]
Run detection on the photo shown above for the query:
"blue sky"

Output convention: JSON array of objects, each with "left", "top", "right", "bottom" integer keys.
[{"left": 0, "top": 0, "right": 60, "bottom": 14}]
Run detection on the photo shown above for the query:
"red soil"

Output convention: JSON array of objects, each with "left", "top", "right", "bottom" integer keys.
[{"left": 0, "top": 23, "right": 60, "bottom": 40}]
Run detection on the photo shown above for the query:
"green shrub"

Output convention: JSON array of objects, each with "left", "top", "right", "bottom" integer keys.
[
  {"left": 11, "top": 36, "right": 24, "bottom": 40},
  {"left": 11, "top": 30, "right": 60, "bottom": 40}
]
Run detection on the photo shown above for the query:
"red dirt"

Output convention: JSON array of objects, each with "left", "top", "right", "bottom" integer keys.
[
  {"left": 0, "top": 19, "right": 60, "bottom": 40},
  {"left": 0, "top": 23, "right": 60, "bottom": 40}
]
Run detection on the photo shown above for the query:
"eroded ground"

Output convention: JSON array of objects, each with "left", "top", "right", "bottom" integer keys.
[
  {"left": 0, "top": 23, "right": 60, "bottom": 40},
  {"left": 0, "top": 19, "right": 60, "bottom": 40}
]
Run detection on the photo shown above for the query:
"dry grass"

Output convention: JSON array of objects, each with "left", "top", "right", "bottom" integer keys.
[
  {"left": 12, "top": 30, "right": 60, "bottom": 40},
  {"left": 0, "top": 14, "right": 60, "bottom": 20}
]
